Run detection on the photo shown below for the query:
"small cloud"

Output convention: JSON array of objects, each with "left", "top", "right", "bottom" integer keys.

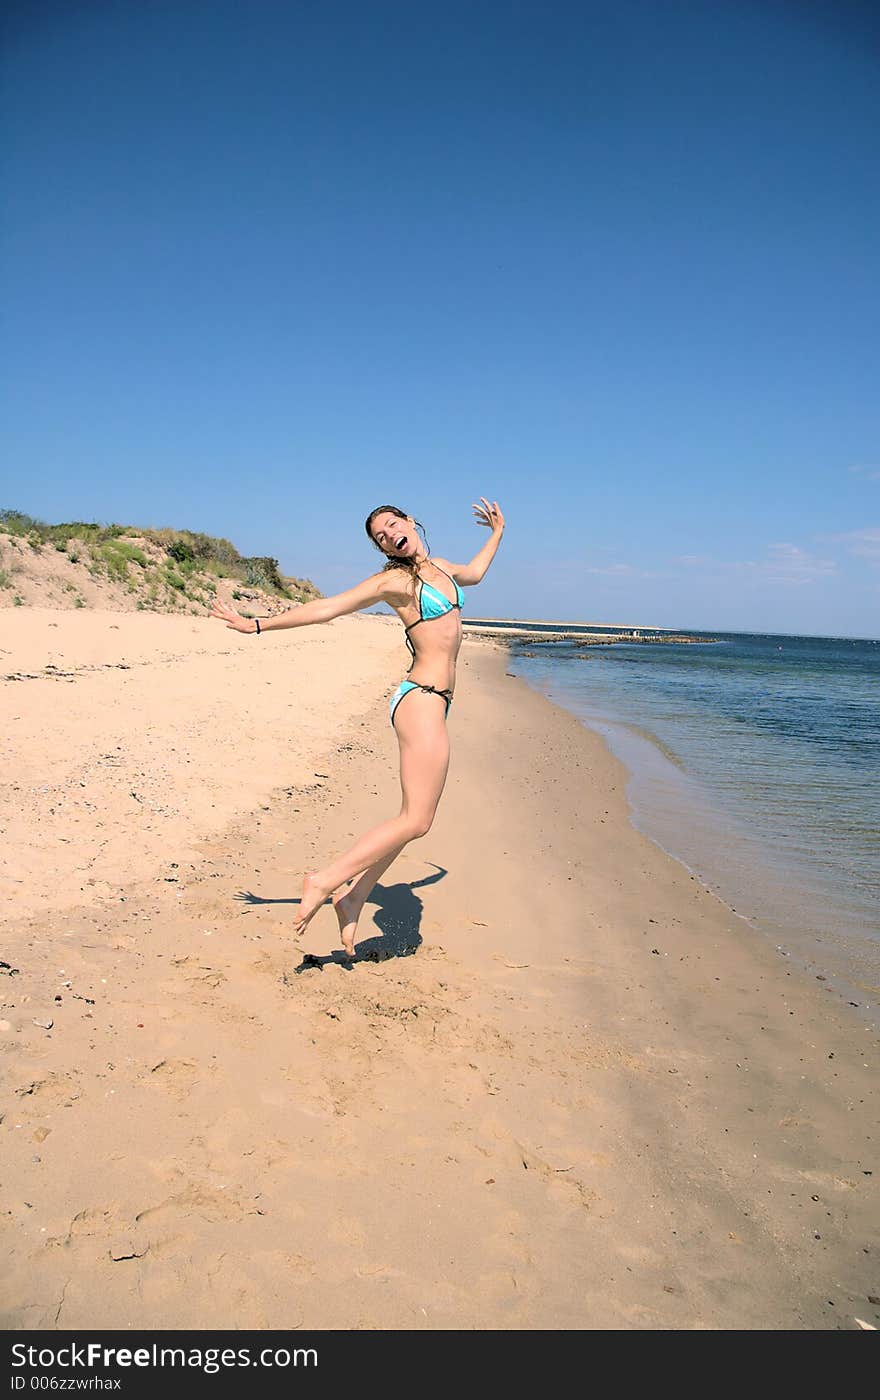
[
  {"left": 755, "top": 542, "right": 836, "bottom": 583},
  {"left": 546, "top": 542, "right": 835, "bottom": 589},
  {"left": 543, "top": 559, "right": 658, "bottom": 582},
  {"left": 671, "top": 543, "right": 834, "bottom": 586},
  {"left": 827, "top": 527, "right": 880, "bottom": 562},
  {"left": 848, "top": 464, "right": 880, "bottom": 481},
  {"left": 589, "top": 563, "right": 673, "bottom": 581}
]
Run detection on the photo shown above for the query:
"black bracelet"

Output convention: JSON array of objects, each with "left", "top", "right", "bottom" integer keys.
[{"left": 254, "top": 618, "right": 261, "bottom": 635}]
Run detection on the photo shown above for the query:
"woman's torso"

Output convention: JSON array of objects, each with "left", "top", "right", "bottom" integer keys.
[{"left": 388, "top": 561, "right": 463, "bottom": 692}]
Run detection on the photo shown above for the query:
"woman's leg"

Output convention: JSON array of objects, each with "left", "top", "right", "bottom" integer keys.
[
  {"left": 332, "top": 842, "right": 406, "bottom": 955},
  {"left": 294, "top": 691, "right": 451, "bottom": 938}
]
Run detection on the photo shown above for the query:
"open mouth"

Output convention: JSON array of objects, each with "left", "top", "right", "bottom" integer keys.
[{"left": 394, "top": 535, "right": 408, "bottom": 551}]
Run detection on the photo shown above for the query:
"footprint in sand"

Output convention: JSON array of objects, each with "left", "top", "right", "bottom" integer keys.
[
  {"left": 328, "top": 1216, "right": 366, "bottom": 1248},
  {"left": 511, "top": 1138, "right": 597, "bottom": 1210},
  {"left": 468, "top": 1124, "right": 599, "bottom": 1214},
  {"left": 46, "top": 1204, "right": 119, "bottom": 1250},
  {"left": 135, "top": 1183, "right": 249, "bottom": 1227},
  {"left": 15, "top": 1071, "right": 82, "bottom": 1110},
  {"left": 146, "top": 1059, "right": 202, "bottom": 1099}
]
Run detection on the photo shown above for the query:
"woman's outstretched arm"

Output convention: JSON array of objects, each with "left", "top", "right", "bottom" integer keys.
[
  {"left": 210, "top": 571, "right": 394, "bottom": 635},
  {"left": 440, "top": 498, "right": 506, "bottom": 587}
]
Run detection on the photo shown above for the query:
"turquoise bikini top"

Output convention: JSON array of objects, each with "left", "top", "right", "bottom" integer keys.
[
  {"left": 416, "top": 567, "right": 465, "bottom": 620},
  {"left": 403, "top": 563, "right": 464, "bottom": 669}
]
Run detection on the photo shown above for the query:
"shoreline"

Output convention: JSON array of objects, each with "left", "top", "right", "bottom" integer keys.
[
  {"left": 594, "top": 713, "right": 880, "bottom": 1026},
  {"left": 503, "top": 654, "right": 880, "bottom": 1022},
  {"left": 1, "top": 611, "right": 877, "bottom": 1329}
]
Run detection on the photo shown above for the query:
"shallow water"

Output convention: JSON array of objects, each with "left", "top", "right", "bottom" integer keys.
[{"left": 502, "top": 630, "right": 880, "bottom": 998}]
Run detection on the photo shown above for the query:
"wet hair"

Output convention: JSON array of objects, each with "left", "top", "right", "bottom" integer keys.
[{"left": 364, "top": 505, "right": 431, "bottom": 587}]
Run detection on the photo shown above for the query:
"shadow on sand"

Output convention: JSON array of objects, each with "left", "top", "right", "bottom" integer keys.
[{"left": 234, "top": 864, "right": 447, "bottom": 971}]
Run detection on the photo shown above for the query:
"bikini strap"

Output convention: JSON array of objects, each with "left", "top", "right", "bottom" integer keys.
[
  {"left": 417, "top": 563, "right": 459, "bottom": 602},
  {"left": 431, "top": 563, "right": 457, "bottom": 589}
]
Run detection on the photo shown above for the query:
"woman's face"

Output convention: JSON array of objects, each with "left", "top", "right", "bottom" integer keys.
[{"left": 370, "top": 511, "right": 417, "bottom": 560}]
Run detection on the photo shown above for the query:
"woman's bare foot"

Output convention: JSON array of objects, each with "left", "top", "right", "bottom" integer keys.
[
  {"left": 293, "top": 872, "right": 333, "bottom": 934},
  {"left": 332, "top": 885, "right": 361, "bottom": 957}
]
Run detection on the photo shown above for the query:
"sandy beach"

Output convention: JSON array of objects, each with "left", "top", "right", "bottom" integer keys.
[{"left": 1, "top": 607, "right": 877, "bottom": 1330}]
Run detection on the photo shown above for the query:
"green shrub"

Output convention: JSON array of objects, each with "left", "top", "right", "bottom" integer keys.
[
  {"left": 98, "top": 539, "right": 147, "bottom": 581},
  {"left": 0, "top": 510, "right": 129, "bottom": 549},
  {"left": 0, "top": 570, "right": 10, "bottom": 589},
  {"left": 242, "top": 555, "right": 286, "bottom": 593},
  {"left": 0, "top": 509, "right": 45, "bottom": 537},
  {"left": 113, "top": 540, "right": 146, "bottom": 567},
  {"left": 205, "top": 535, "right": 241, "bottom": 569},
  {"left": 13, "top": 594, "right": 24, "bottom": 605},
  {"left": 167, "top": 538, "right": 195, "bottom": 564},
  {"left": 1, "top": 510, "right": 324, "bottom": 605},
  {"left": 186, "top": 531, "right": 222, "bottom": 560}
]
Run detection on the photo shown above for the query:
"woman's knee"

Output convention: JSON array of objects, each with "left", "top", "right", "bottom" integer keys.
[{"left": 402, "top": 810, "right": 434, "bottom": 840}]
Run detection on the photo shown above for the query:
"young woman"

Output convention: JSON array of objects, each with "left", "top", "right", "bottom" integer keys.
[{"left": 210, "top": 498, "right": 505, "bottom": 956}]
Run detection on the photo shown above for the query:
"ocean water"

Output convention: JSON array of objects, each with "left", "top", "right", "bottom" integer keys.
[{"left": 498, "top": 629, "right": 880, "bottom": 999}]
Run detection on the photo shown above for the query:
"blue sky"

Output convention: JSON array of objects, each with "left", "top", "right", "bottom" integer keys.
[{"left": 2, "top": 0, "right": 878, "bottom": 636}]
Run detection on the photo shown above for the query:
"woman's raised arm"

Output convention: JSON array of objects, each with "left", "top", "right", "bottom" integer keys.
[
  {"left": 210, "top": 572, "right": 393, "bottom": 635},
  {"left": 440, "top": 498, "right": 506, "bottom": 587}
]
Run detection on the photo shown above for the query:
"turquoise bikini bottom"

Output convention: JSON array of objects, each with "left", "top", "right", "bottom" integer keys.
[{"left": 389, "top": 678, "right": 454, "bottom": 727}]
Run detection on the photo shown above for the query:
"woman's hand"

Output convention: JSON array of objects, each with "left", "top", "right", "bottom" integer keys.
[
  {"left": 210, "top": 597, "right": 256, "bottom": 634},
  {"left": 473, "top": 498, "right": 505, "bottom": 533}
]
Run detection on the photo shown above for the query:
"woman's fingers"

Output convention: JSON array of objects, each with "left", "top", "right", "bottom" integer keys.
[
  {"left": 209, "top": 599, "right": 245, "bottom": 628},
  {"left": 471, "top": 497, "right": 503, "bottom": 527}
]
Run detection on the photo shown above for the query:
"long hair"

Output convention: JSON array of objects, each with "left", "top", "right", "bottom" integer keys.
[{"left": 364, "top": 505, "right": 430, "bottom": 597}]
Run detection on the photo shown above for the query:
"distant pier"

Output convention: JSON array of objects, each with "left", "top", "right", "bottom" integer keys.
[{"left": 462, "top": 618, "right": 717, "bottom": 646}]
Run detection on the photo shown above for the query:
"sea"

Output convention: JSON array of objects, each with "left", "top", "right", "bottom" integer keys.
[{"left": 490, "top": 625, "right": 880, "bottom": 1007}]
